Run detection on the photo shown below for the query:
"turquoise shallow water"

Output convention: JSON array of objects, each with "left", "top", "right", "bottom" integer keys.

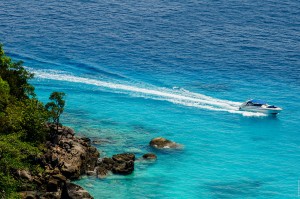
[{"left": 1, "top": 0, "right": 300, "bottom": 198}]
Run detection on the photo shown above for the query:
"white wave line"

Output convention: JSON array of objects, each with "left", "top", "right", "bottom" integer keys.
[{"left": 32, "top": 69, "right": 266, "bottom": 117}]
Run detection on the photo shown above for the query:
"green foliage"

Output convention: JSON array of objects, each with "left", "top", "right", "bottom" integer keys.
[
  {"left": 0, "top": 77, "right": 10, "bottom": 111},
  {"left": 45, "top": 91, "right": 66, "bottom": 127},
  {"left": 0, "top": 133, "right": 41, "bottom": 171},
  {"left": 0, "top": 44, "right": 67, "bottom": 197},
  {"left": 0, "top": 44, "right": 35, "bottom": 99},
  {"left": 0, "top": 173, "right": 20, "bottom": 199},
  {"left": 0, "top": 99, "right": 49, "bottom": 143},
  {"left": 0, "top": 133, "right": 41, "bottom": 198}
]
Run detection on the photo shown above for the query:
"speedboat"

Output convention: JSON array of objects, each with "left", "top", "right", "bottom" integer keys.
[{"left": 239, "top": 99, "right": 282, "bottom": 115}]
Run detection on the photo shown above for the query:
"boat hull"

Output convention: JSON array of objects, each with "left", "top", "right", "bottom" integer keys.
[{"left": 239, "top": 107, "right": 282, "bottom": 115}]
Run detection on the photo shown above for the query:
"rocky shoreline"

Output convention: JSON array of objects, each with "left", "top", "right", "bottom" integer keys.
[
  {"left": 18, "top": 126, "right": 182, "bottom": 199},
  {"left": 19, "top": 126, "right": 98, "bottom": 199}
]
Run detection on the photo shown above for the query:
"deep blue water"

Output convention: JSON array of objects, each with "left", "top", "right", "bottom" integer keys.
[{"left": 1, "top": 0, "right": 300, "bottom": 198}]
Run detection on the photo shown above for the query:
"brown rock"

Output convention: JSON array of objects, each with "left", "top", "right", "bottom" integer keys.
[
  {"left": 61, "top": 165, "right": 80, "bottom": 179},
  {"left": 18, "top": 170, "right": 32, "bottom": 181},
  {"left": 41, "top": 191, "right": 61, "bottom": 199},
  {"left": 112, "top": 161, "right": 134, "bottom": 175},
  {"left": 52, "top": 174, "right": 67, "bottom": 182},
  {"left": 19, "top": 191, "right": 37, "bottom": 199},
  {"left": 112, "top": 153, "right": 135, "bottom": 162},
  {"left": 96, "top": 166, "right": 109, "bottom": 178},
  {"left": 149, "top": 137, "right": 183, "bottom": 149},
  {"left": 142, "top": 153, "right": 157, "bottom": 160},
  {"left": 47, "top": 178, "right": 58, "bottom": 192},
  {"left": 67, "top": 183, "right": 93, "bottom": 199}
]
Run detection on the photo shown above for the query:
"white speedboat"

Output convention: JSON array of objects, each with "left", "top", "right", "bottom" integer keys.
[{"left": 239, "top": 99, "right": 282, "bottom": 115}]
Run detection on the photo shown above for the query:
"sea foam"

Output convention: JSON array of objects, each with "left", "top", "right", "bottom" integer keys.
[{"left": 31, "top": 68, "right": 266, "bottom": 117}]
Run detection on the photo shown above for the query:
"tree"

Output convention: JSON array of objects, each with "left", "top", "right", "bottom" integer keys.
[
  {"left": 45, "top": 92, "right": 66, "bottom": 132},
  {"left": 0, "top": 77, "right": 10, "bottom": 111},
  {"left": 0, "top": 44, "right": 35, "bottom": 99}
]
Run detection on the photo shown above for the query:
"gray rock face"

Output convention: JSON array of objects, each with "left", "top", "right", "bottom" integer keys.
[{"left": 149, "top": 137, "right": 183, "bottom": 149}]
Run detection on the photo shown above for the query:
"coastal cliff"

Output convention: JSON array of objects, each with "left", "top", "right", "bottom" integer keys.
[
  {"left": 19, "top": 125, "right": 140, "bottom": 199},
  {"left": 19, "top": 126, "right": 98, "bottom": 199}
]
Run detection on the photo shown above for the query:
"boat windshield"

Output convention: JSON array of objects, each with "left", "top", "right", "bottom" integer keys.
[{"left": 246, "top": 102, "right": 263, "bottom": 106}]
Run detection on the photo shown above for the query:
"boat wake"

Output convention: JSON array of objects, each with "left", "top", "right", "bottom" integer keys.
[{"left": 32, "top": 69, "right": 266, "bottom": 117}]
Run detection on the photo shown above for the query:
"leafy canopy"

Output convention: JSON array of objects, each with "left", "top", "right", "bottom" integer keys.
[{"left": 0, "top": 44, "right": 66, "bottom": 198}]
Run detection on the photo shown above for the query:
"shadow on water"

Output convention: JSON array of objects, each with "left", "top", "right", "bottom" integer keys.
[{"left": 205, "top": 179, "right": 263, "bottom": 198}]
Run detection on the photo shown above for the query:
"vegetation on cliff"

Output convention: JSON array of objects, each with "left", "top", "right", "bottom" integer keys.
[{"left": 0, "top": 44, "right": 64, "bottom": 198}]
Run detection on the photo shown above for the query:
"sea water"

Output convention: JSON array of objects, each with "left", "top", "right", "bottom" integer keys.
[{"left": 0, "top": 0, "right": 300, "bottom": 198}]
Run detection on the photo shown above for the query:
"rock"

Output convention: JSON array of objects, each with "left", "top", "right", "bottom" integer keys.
[
  {"left": 67, "top": 182, "right": 93, "bottom": 199},
  {"left": 112, "top": 161, "right": 134, "bottom": 175},
  {"left": 99, "top": 157, "right": 115, "bottom": 170},
  {"left": 86, "top": 170, "right": 96, "bottom": 176},
  {"left": 96, "top": 154, "right": 135, "bottom": 176},
  {"left": 42, "top": 133, "right": 100, "bottom": 180},
  {"left": 47, "top": 178, "right": 58, "bottom": 192},
  {"left": 61, "top": 165, "right": 80, "bottom": 180},
  {"left": 63, "top": 126, "right": 75, "bottom": 137},
  {"left": 112, "top": 153, "right": 135, "bottom": 162},
  {"left": 96, "top": 166, "right": 109, "bottom": 178},
  {"left": 102, "top": 157, "right": 115, "bottom": 165},
  {"left": 142, "top": 153, "right": 157, "bottom": 160},
  {"left": 41, "top": 191, "right": 61, "bottom": 199},
  {"left": 85, "top": 146, "right": 100, "bottom": 171},
  {"left": 92, "top": 138, "right": 113, "bottom": 145},
  {"left": 52, "top": 174, "right": 67, "bottom": 182},
  {"left": 19, "top": 191, "right": 37, "bottom": 199},
  {"left": 18, "top": 170, "right": 32, "bottom": 181},
  {"left": 80, "top": 137, "right": 91, "bottom": 145},
  {"left": 149, "top": 137, "right": 183, "bottom": 149},
  {"left": 33, "top": 177, "right": 42, "bottom": 186},
  {"left": 111, "top": 153, "right": 135, "bottom": 175},
  {"left": 16, "top": 126, "right": 100, "bottom": 199}
]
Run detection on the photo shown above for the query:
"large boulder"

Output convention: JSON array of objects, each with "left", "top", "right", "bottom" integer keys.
[
  {"left": 44, "top": 135, "right": 99, "bottom": 180},
  {"left": 149, "top": 137, "right": 183, "bottom": 149},
  {"left": 112, "top": 153, "right": 135, "bottom": 162},
  {"left": 112, "top": 161, "right": 134, "bottom": 175},
  {"left": 111, "top": 153, "right": 135, "bottom": 175},
  {"left": 96, "top": 153, "right": 135, "bottom": 177}
]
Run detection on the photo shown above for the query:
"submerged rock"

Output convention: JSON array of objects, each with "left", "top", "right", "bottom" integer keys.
[
  {"left": 142, "top": 153, "right": 157, "bottom": 160},
  {"left": 149, "top": 137, "right": 183, "bottom": 149}
]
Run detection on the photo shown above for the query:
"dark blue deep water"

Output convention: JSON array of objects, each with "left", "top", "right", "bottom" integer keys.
[{"left": 1, "top": 0, "right": 300, "bottom": 198}]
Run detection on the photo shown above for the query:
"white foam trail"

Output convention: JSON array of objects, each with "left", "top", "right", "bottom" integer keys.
[{"left": 32, "top": 69, "right": 266, "bottom": 117}]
